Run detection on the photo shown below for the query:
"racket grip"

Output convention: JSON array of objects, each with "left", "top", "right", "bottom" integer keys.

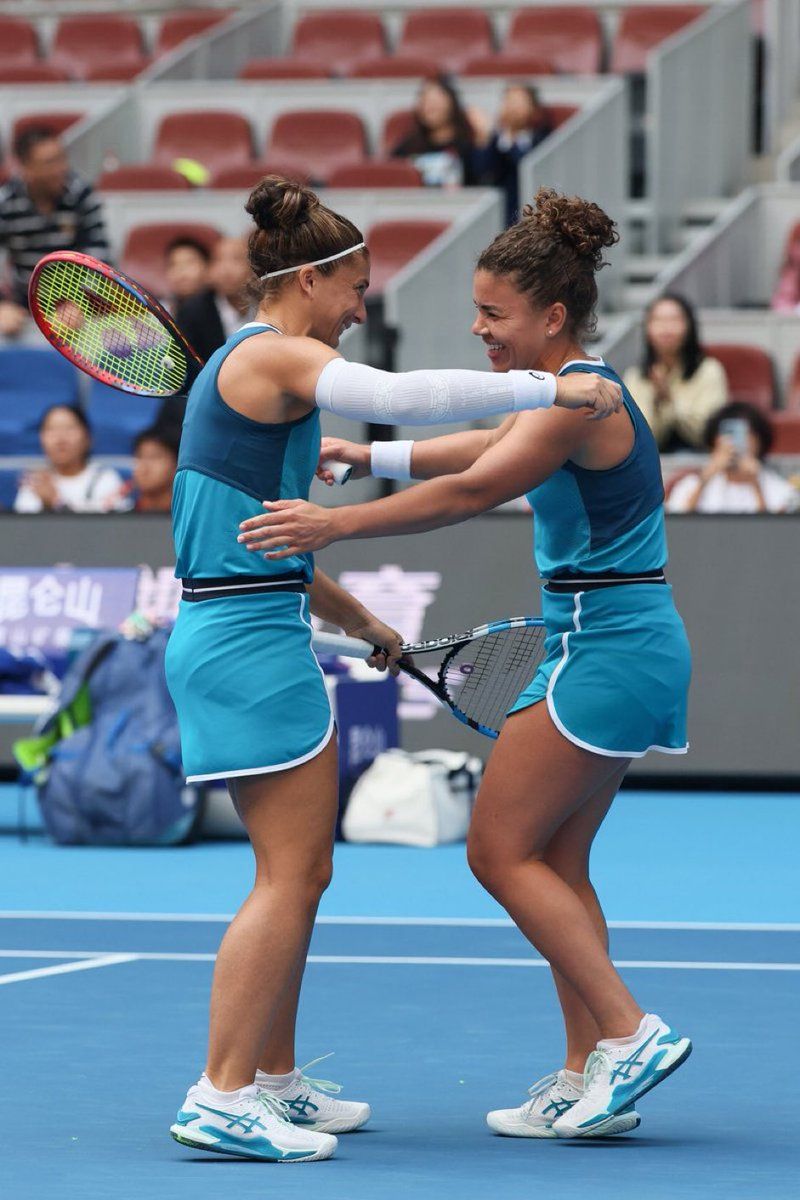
[
  {"left": 312, "top": 631, "right": 373, "bottom": 659},
  {"left": 321, "top": 459, "right": 352, "bottom": 485}
]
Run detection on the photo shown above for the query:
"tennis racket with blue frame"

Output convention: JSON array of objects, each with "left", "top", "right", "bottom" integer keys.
[{"left": 313, "top": 616, "right": 546, "bottom": 739}]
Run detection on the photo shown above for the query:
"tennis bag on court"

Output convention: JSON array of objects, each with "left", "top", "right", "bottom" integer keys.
[{"left": 17, "top": 629, "right": 201, "bottom": 846}]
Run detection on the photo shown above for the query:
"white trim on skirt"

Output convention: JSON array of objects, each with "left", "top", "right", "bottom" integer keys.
[{"left": 545, "top": 591, "right": 689, "bottom": 759}]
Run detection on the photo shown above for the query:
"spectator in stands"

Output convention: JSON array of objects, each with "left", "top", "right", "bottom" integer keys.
[
  {"left": 13, "top": 404, "right": 127, "bottom": 514},
  {"left": 0, "top": 126, "right": 110, "bottom": 340},
  {"left": 623, "top": 294, "right": 729, "bottom": 451},
  {"left": 666, "top": 402, "right": 797, "bottom": 513},
  {"left": 108, "top": 426, "right": 179, "bottom": 512},
  {"left": 474, "top": 84, "right": 553, "bottom": 225},
  {"left": 390, "top": 75, "right": 482, "bottom": 187},
  {"left": 164, "top": 236, "right": 212, "bottom": 311},
  {"left": 770, "top": 237, "right": 800, "bottom": 314}
]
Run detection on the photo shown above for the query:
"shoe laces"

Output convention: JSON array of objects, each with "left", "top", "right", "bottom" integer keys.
[
  {"left": 523, "top": 1072, "right": 559, "bottom": 1116},
  {"left": 297, "top": 1052, "right": 342, "bottom": 1096},
  {"left": 257, "top": 1091, "right": 292, "bottom": 1123},
  {"left": 584, "top": 1049, "right": 612, "bottom": 1092}
]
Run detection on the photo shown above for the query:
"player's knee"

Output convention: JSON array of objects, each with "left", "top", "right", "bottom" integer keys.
[{"left": 304, "top": 856, "right": 334, "bottom": 901}]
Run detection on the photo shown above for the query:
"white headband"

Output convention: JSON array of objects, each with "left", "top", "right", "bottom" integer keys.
[{"left": 259, "top": 241, "right": 366, "bottom": 281}]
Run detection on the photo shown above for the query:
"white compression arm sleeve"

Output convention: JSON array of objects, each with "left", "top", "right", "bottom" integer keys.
[{"left": 314, "top": 357, "right": 556, "bottom": 426}]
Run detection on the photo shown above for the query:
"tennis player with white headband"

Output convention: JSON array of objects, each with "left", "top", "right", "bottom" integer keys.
[{"left": 166, "top": 176, "right": 622, "bottom": 1164}]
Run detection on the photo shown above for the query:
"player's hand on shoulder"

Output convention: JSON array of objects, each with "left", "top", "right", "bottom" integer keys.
[
  {"left": 238, "top": 498, "right": 338, "bottom": 556},
  {"left": 317, "top": 437, "right": 371, "bottom": 485},
  {"left": 344, "top": 616, "right": 404, "bottom": 676},
  {"left": 554, "top": 373, "right": 622, "bottom": 420}
]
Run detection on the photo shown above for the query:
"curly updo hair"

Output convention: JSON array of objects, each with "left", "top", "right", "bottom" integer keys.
[
  {"left": 245, "top": 175, "right": 367, "bottom": 299},
  {"left": 477, "top": 188, "right": 619, "bottom": 338}
]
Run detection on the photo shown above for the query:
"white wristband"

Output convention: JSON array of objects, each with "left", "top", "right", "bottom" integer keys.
[
  {"left": 509, "top": 371, "right": 557, "bottom": 412},
  {"left": 370, "top": 439, "right": 414, "bottom": 480}
]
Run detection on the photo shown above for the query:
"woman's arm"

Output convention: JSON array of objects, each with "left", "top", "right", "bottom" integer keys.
[
  {"left": 239, "top": 408, "right": 581, "bottom": 556},
  {"left": 307, "top": 568, "right": 404, "bottom": 671}
]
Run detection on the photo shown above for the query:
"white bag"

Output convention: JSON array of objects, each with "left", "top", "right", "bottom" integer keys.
[{"left": 342, "top": 749, "right": 482, "bottom": 848}]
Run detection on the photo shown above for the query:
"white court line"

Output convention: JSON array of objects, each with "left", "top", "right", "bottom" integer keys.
[
  {"left": 1, "top": 949, "right": 799, "bottom": 971},
  {"left": 0, "top": 911, "right": 799, "bottom": 932},
  {"left": 0, "top": 953, "right": 137, "bottom": 987}
]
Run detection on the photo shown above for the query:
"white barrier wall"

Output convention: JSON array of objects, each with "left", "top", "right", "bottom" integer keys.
[
  {"left": 777, "top": 135, "right": 800, "bottom": 184},
  {"left": 762, "top": 0, "right": 800, "bottom": 155},
  {"left": 647, "top": 0, "right": 752, "bottom": 253}
]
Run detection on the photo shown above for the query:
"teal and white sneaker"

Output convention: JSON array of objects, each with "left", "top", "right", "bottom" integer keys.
[
  {"left": 553, "top": 1013, "right": 692, "bottom": 1138},
  {"left": 256, "top": 1056, "right": 370, "bottom": 1134},
  {"left": 487, "top": 1070, "right": 641, "bottom": 1139},
  {"left": 170, "top": 1081, "right": 337, "bottom": 1161}
]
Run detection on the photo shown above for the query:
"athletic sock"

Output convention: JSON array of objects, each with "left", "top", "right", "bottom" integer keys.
[
  {"left": 599, "top": 1014, "right": 651, "bottom": 1049},
  {"left": 563, "top": 1069, "right": 585, "bottom": 1090},
  {"left": 198, "top": 1073, "right": 257, "bottom": 1104},
  {"left": 255, "top": 1068, "right": 298, "bottom": 1092}
]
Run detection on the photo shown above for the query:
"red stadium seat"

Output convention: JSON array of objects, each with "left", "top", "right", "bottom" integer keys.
[
  {"left": 83, "top": 62, "right": 148, "bottom": 83},
  {"left": 267, "top": 111, "right": 367, "bottom": 184},
  {"left": 156, "top": 10, "right": 232, "bottom": 57},
  {"left": 120, "top": 223, "right": 221, "bottom": 297},
  {"left": 291, "top": 11, "right": 385, "bottom": 75},
  {"left": 328, "top": 161, "right": 423, "bottom": 188},
  {"left": 0, "top": 63, "right": 71, "bottom": 83},
  {"left": 505, "top": 7, "right": 603, "bottom": 75},
  {"left": 366, "top": 220, "right": 449, "bottom": 293},
  {"left": 611, "top": 6, "right": 707, "bottom": 73},
  {"left": 397, "top": 9, "right": 493, "bottom": 73},
  {"left": 770, "top": 412, "right": 800, "bottom": 454},
  {"left": 97, "top": 165, "right": 192, "bottom": 191},
  {"left": 239, "top": 59, "right": 331, "bottom": 80},
  {"left": 786, "top": 355, "right": 800, "bottom": 411},
  {"left": 381, "top": 110, "right": 415, "bottom": 157},
  {"left": 348, "top": 57, "right": 440, "bottom": 79},
  {"left": 462, "top": 53, "right": 555, "bottom": 77},
  {"left": 705, "top": 344, "right": 776, "bottom": 410},
  {"left": 546, "top": 104, "right": 579, "bottom": 128},
  {"left": 210, "top": 162, "right": 311, "bottom": 189},
  {"left": 153, "top": 111, "right": 253, "bottom": 175},
  {"left": 11, "top": 112, "right": 85, "bottom": 147},
  {"left": 50, "top": 16, "right": 148, "bottom": 81},
  {"left": 0, "top": 16, "right": 38, "bottom": 66}
]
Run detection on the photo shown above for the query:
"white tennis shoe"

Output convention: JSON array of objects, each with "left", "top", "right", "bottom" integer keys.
[
  {"left": 170, "top": 1081, "right": 337, "bottom": 1162},
  {"left": 553, "top": 1013, "right": 692, "bottom": 1138},
  {"left": 487, "top": 1070, "right": 641, "bottom": 1139},
  {"left": 256, "top": 1056, "right": 371, "bottom": 1134}
]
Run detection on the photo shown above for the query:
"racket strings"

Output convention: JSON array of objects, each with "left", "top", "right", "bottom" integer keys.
[
  {"left": 33, "top": 260, "right": 187, "bottom": 395},
  {"left": 443, "top": 626, "right": 546, "bottom": 734}
]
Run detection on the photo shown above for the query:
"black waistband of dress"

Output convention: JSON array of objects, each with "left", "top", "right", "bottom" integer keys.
[
  {"left": 181, "top": 574, "right": 307, "bottom": 602},
  {"left": 544, "top": 569, "right": 666, "bottom": 594}
]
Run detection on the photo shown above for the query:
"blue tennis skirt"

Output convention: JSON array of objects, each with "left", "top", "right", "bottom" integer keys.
[
  {"left": 165, "top": 590, "right": 334, "bottom": 783},
  {"left": 509, "top": 584, "right": 691, "bottom": 758}
]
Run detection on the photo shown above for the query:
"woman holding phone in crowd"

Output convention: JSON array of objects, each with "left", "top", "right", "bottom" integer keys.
[{"left": 238, "top": 189, "right": 694, "bottom": 1141}]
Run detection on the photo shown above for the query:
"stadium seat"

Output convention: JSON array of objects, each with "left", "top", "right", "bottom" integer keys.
[
  {"left": 786, "top": 354, "right": 800, "bottom": 411},
  {"left": 381, "top": 110, "right": 416, "bottom": 157},
  {"left": 397, "top": 9, "right": 494, "bottom": 74},
  {"left": 83, "top": 62, "right": 149, "bottom": 83},
  {"left": 239, "top": 59, "right": 331, "bottom": 80},
  {"left": 611, "top": 6, "right": 707, "bottom": 74},
  {"left": 152, "top": 111, "right": 253, "bottom": 176},
  {"left": 327, "top": 161, "right": 423, "bottom": 188},
  {"left": 50, "top": 16, "right": 149, "bottom": 81},
  {"left": 86, "top": 380, "right": 163, "bottom": 455},
  {"left": 156, "top": 10, "right": 232, "bottom": 57},
  {"left": 0, "top": 348, "right": 80, "bottom": 456},
  {"left": 120, "top": 222, "right": 221, "bottom": 296},
  {"left": 290, "top": 11, "right": 385, "bottom": 75},
  {"left": 546, "top": 104, "right": 580, "bottom": 128},
  {"left": 348, "top": 56, "right": 440, "bottom": 79},
  {"left": 267, "top": 111, "right": 367, "bottom": 184},
  {"left": 97, "top": 165, "right": 192, "bottom": 191},
  {"left": 366, "top": 220, "right": 449, "bottom": 293},
  {"left": 11, "top": 112, "right": 85, "bottom": 146},
  {"left": 770, "top": 412, "right": 800, "bottom": 454},
  {"left": 462, "top": 53, "right": 555, "bottom": 77},
  {"left": 0, "top": 16, "right": 38, "bottom": 66},
  {"left": 705, "top": 344, "right": 776, "bottom": 410},
  {"left": 0, "top": 469, "right": 20, "bottom": 513},
  {"left": 505, "top": 7, "right": 603, "bottom": 75},
  {"left": 0, "top": 64, "right": 71, "bottom": 84},
  {"left": 210, "top": 162, "right": 311, "bottom": 189}
]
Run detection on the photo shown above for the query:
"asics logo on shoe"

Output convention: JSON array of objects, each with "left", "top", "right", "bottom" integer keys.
[
  {"left": 285, "top": 1094, "right": 319, "bottom": 1119},
  {"left": 542, "top": 1097, "right": 577, "bottom": 1119},
  {"left": 195, "top": 1103, "right": 267, "bottom": 1134},
  {"left": 609, "top": 1031, "right": 658, "bottom": 1085}
]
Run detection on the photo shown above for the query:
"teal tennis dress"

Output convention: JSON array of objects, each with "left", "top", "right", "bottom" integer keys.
[
  {"left": 509, "top": 359, "right": 691, "bottom": 757},
  {"left": 165, "top": 323, "right": 334, "bottom": 783}
]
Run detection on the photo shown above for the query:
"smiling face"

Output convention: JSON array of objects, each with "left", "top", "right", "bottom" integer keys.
[
  {"left": 303, "top": 252, "right": 370, "bottom": 348},
  {"left": 472, "top": 269, "right": 563, "bottom": 371}
]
